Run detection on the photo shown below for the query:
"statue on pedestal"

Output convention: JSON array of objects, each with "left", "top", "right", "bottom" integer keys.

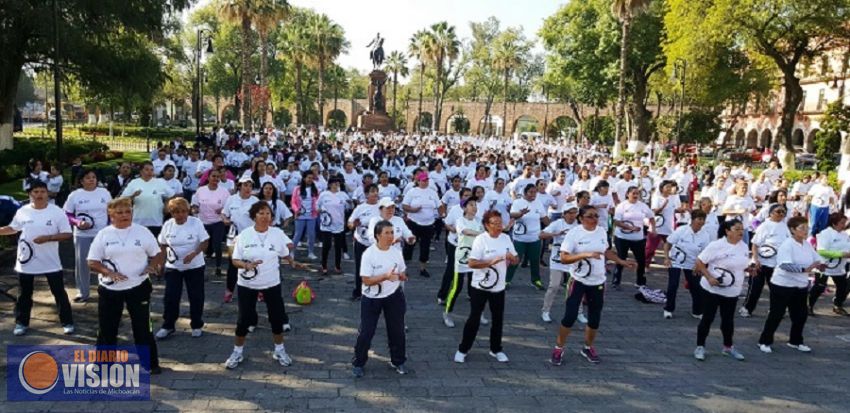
[{"left": 367, "top": 33, "right": 385, "bottom": 69}]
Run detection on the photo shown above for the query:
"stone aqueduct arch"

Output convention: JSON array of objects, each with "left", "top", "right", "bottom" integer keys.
[{"left": 724, "top": 126, "right": 819, "bottom": 153}]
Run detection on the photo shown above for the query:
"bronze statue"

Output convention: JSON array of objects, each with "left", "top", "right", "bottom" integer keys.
[{"left": 367, "top": 32, "right": 385, "bottom": 69}]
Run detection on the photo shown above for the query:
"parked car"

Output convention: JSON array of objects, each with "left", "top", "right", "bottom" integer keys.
[{"left": 796, "top": 152, "right": 817, "bottom": 169}]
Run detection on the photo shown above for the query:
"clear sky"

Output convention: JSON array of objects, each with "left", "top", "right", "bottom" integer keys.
[{"left": 289, "top": 0, "right": 565, "bottom": 75}]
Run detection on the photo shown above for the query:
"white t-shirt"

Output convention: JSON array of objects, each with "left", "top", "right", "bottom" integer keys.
[
  {"left": 469, "top": 233, "right": 517, "bottom": 292},
  {"left": 231, "top": 226, "right": 293, "bottom": 290},
  {"left": 771, "top": 238, "right": 823, "bottom": 289},
  {"left": 697, "top": 238, "right": 749, "bottom": 297},
  {"left": 543, "top": 219, "right": 578, "bottom": 272},
  {"left": 378, "top": 183, "right": 401, "bottom": 202},
  {"left": 667, "top": 224, "right": 710, "bottom": 270},
  {"left": 63, "top": 187, "right": 111, "bottom": 238},
  {"left": 722, "top": 195, "right": 756, "bottom": 228},
  {"left": 546, "top": 181, "right": 574, "bottom": 213},
  {"left": 403, "top": 187, "right": 440, "bottom": 226},
  {"left": 613, "top": 201, "right": 653, "bottom": 241},
  {"left": 359, "top": 244, "right": 407, "bottom": 299},
  {"left": 591, "top": 192, "right": 614, "bottom": 229},
  {"left": 263, "top": 199, "right": 293, "bottom": 227},
  {"left": 482, "top": 189, "right": 512, "bottom": 224},
  {"left": 317, "top": 190, "right": 349, "bottom": 233},
  {"left": 88, "top": 224, "right": 159, "bottom": 291},
  {"left": 122, "top": 177, "right": 176, "bottom": 227},
  {"left": 11, "top": 204, "right": 72, "bottom": 274},
  {"left": 441, "top": 188, "right": 461, "bottom": 209},
  {"left": 751, "top": 220, "right": 791, "bottom": 268},
  {"left": 808, "top": 183, "right": 836, "bottom": 208},
  {"left": 511, "top": 197, "right": 546, "bottom": 242},
  {"left": 817, "top": 227, "right": 850, "bottom": 276},
  {"left": 223, "top": 195, "right": 259, "bottom": 246},
  {"left": 702, "top": 211, "right": 720, "bottom": 242},
  {"left": 349, "top": 203, "right": 380, "bottom": 246},
  {"left": 560, "top": 225, "right": 609, "bottom": 286},
  {"left": 652, "top": 195, "right": 681, "bottom": 236},
  {"left": 367, "top": 215, "right": 414, "bottom": 252},
  {"left": 455, "top": 216, "right": 484, "bottom": 273},
  {"left": 158, "top": 216, "right": 209, "bottom": 271},
  {"left": 444, "top": 204, "right": 463, "bottom": 246}
]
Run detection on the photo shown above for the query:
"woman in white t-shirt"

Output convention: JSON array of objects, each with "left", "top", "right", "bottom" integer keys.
[
  {"left": 692, "top": 219, "right": 750, "bottom": 361},
  {"left": 662, "top": 209, "right": 710, "bottom": 319},
  {"left": 438, "top": 188, "right": 473, "bottom": 305},
  {"left": 161, "top": 165, "right": 183, "bottom": 200},
  {"left": 347, "top": 184, "right": 381, "bottom": 300},
  {"left": 550, "top": 205, "right": 636, "bottom": 366},
  {"left": 87, "top": 197, "right": 164, "bottom": 373},
  {"left": 539, "top": 202, "right": 579, "bottom": 323},
  {"left": 63, "top": 169, "right": 112, "bottom": 302},
  {"left": 222, "top": 178, "right": 260, "bottom": 302},
  {"left": 443, "top": 197, "right": 484, "bottom": 328},
  {"left": 401, "top": 171, "right": 441, "bottom": 278},
  {"left": 224, "top": 201, "right": 302, "bottom": 370},
  {"left": 741, "top": 204, "right": 790, "bottom": 317},
  {"left": 612, "top": 186, "right": 656, "bottom": 287},
  {"left": 155, "top": 198, "right": 210, "bottom": 340},
  {"left": 757, "top": 216, "right": 825, "bottom": 354},
  {"left": 317, "top": 178, "right": 350, "bottom": 275},
  {"left": 809, "top": 212, "right": 850, "bottom": 314},
  {"left": 1, "top": 181, "right": 74, "bottom": 337},
  {"left": 722, "top": 180, "right": 757, "bottom": 244},
  {"left": 259, "top": 182, "right": 293, "bottom": 229},
  {"left": 122, "top": 161, "right": 176, "bottom": 238},
  {"left": 455, "top": 210, "right": 519, "bottom": 364},
  {"left": 507, "top": 182, "right": 549, "bottom": 289}
]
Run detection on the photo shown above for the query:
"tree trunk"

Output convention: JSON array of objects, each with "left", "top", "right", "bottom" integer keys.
[
  {"left": 0, "top": 61, "right": 23, "bottom": 150},
  {"left": 483, "top": 97, "right": 493, "bottom": 136},
  {"left": 630, "top": 72, "right": 652, "bottom": 145},
  {"left": 433, "top": 55, "right": 444, "bottom": 133},
  {"left": 392, "top": 72, "right": 398, "bottom": 121},
  {"left": 502, "top": 69, "right": 509, "bottom": 137},
  {"left": 613, "top": 16, "right": 632, "bottom": 158},
  {"left": 239, "top": 17, "right": 252, "bottom": 129},
  {"left": 259, "top": 32, "right": 269, "bottom": 130},
  {"left": 294, "top": 62, "right": 304, "bottom": 126},
  {"left": 318, "top": 59, "right": 325, "bottom": 128},
  {"left": 417, "top": 63, "right": 424, "bottom": 132},
  {"left": 777, "top": 68, "right": 804, "bottom": 170}
]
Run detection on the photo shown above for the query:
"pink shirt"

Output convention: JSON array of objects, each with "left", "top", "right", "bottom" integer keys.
[{"left": 191, "top": 185, "right": 230, "bottom": 224}]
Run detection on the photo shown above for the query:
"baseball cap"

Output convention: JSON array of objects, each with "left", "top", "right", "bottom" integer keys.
[
  {"left": 560, "top": 202, "right": 579, "bottom": 213},
  {"left": 378, "top": 197, "right": 395, "bottom": 208},
  {"left": 238, "top": 176, "right": 253, "bottom": 184}
]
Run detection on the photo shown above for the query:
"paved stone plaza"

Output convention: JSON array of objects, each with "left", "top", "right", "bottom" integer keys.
[{"left": 1, "top": 241, "right": 849, "bottom": 412}]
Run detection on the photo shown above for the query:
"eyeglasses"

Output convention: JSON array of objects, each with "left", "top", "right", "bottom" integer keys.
[
  {"left": 582, "top": 214, "right": 600, "bottom": 219},
  {"left": 773, "top": 209, "right": 787, "bottom": 215}
]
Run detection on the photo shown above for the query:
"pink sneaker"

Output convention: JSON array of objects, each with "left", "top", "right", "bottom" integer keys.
[
  {"left": 551, "top": 347, "right": 564, "bottom": 366},
  {"left": 223, "top": 290, "right": 233, "bottom": 303},
  {"left": 258, "top": 292, "right": 265, "bottom": 302}
]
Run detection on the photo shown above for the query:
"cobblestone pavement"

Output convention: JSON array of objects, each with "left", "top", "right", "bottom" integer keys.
[{"left": 1, "top": 239, "right": 849, "bottom": 412}]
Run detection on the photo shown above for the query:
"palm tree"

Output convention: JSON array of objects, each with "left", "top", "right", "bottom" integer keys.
[
  {"left": 383, "top": 51, "right": 409, "bottom": 125},
  {"left": 423, "top": 22, "right": 460, "bottom": 133},
  {"left": 253, "top": 0, "right": 290, "bottom": 129},
  {"left": 493, "top": 28, "right": 525, "bottom": 137},
  {"left": 611, "top": 0, "right": 652, "bottom": 157},
  {"left": 278, "top": 10, "right": 311, "bottom": 125},
  {"left": 408, "top": 30, "right": 429, "bottom": 132},
  {"left": 306, "top": 13, "right": 348, "bottom": 127},
  {"left": 218, "top": 0, "right": 258, "bottom": 128}
]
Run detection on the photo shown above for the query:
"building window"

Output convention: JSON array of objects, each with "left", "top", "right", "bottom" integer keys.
[
  {"left": 799, "top": 91, "right": 807, "bottom": 112},
  {"left": 821, "top": 56, "right": 831, "bottom": 76},
  {"left": 817, "top": 89, "right": 826, "bottom": 111}
]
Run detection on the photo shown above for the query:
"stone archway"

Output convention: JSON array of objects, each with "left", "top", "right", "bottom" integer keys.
[
  {"left": 735, "top": 129, "right": 746, "bottom": 147},
  {"left": 806, "top": 129, "right": 819, "bottom": 153},
  {"left": 445, "top": 113, "right": 470, "bottom": 134},
  {"left": 792, "top": 129, "right": 805, "bottom": 148},
  {"left": 326, "top": 109, "right": 346, "bottom": 129},
  {"left": 759, "top": 129, "right": 773, "bottom": 149},
  {"left": 412, "top": 112, "right": 433, "bottom": 133},
  {"left": 513, "top": 115, "right": 540, "bottom": 135},
  {"left": 479, "top": 115, "right": 503, "bottom": 136},
  {"left": 547, "top": 116, "right": 578, "bottom": 139},
  {"left": 746, "top": 129, "right": 759, "bottom": 148}
]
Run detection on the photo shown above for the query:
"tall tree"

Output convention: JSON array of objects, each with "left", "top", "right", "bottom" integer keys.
[
  {"left": 278, "top": 9, "right": 312, "bottom": 125},
  {"left": 218, "top": 0, "right": 259, "bottom": 128},
  {"left": 467, "top": 17, "right": 504, "bottom": 136},
  {"left": 611, "top": 0, "right": 652, "bottom": 157},
  {"left": 422, "top": 22, "right": 464, "bottom": 133},
  {"left": 668, "top": 0, "right": 850, "bottom": 169},
  {"left": 408, "top": 30, "right": 430, "bottom": 132},
  {"left": 493, "top": 28, "right": 531, "bottom": 136},
  {"left": 383, "top": 51, "right": 409, "bottom": 124},
  {"left": 253, "top": 0, "right": 290, "bottom": 129},
  {"left": 307, "top": 13, "right": 349, "bottom": 127},
  {"left": 0, "top": 0, "right": 191, "bottom": 149}
]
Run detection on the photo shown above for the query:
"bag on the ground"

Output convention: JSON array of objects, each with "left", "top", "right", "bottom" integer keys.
[
  {"left": 634, "top": 285, "right": 666, "bottom": 304},
  {"left": 292, "top": 280, "right": 315, "bottom": 305}
]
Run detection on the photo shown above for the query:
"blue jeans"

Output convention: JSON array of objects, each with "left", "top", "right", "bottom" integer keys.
[{"left": 293, "top": 218, "right": 317, "bottom": 255}]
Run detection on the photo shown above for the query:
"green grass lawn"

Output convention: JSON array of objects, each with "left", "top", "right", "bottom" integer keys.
[{"left": 0, "top": 151, "right": 148, "bottom": 200}]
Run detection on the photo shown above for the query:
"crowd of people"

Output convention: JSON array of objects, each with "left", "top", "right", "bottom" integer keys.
[{"left": 3, "top": 126, "right": 849, "bottom": 376}]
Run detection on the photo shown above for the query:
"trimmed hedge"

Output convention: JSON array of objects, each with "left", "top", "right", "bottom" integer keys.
[
  {"left": 78, "top": 125, "right": 197, "bottom": 140},
  {"left": 0, "top": 137, "right": 120, "bottom": 182}
]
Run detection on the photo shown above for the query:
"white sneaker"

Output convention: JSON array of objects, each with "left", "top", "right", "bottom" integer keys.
[
  {"left": 663, "top": 311, "right": 673, "bottom": 319},
  {"left": 224, "top": 350, "right": 243, "bottom": 369},
  {"left": 63, "top": 324, "right": 75, "bottom": 335},
  {"left": 343, "top": 252, "right": 351, "bottom": 260},
  {"left": 541, "top": 312, "right": 552, "bottom": 323},
  {"left": 13, "top": 324, "right": 27, "bottom": 336},
  {"left": 691, "top": 313, "right": 703, "bottom": 320},
  {"left": 694, "top": 346, "right": 706, "bottom": 361},
  {"left": 155, "top": 328, "right": 174, "bottom": 340},
  {"left": 758, "top": 344, "right": 772, "bottom": 353},
  {"left": 283, "top": 323, "right": 292, "bottom": 332},
  {"left": 191, "top": 328, "right": 203, "bottom": 338},
  {"left": 307, "top": 253, "right": 318, "bottom": 260},
  {"left": 443, "top": 313, "right": 455, "bottom": 328},
  {"left": 480, "top": 315, "right": 490, "bottom": 326},
  {"left": 273, "top": 348, "right": 293, "bottom": 366},
  {"left": 577, "top": 312, "right": 588, "bottom": 324},
  {"left": 787, "top": 343, "right": 812, "bottom": 353},
  {"left": 489, "top": 351, "right": 509, "bottom": 363},
  {"left": 454, "top": 351, "right": 466, "bottom": 363},
  {"left": 738, "top": 307, "right": 751, "bottom": 318},
  {"left": 247, "top": 325, "right": 256, "bottom": 333}
]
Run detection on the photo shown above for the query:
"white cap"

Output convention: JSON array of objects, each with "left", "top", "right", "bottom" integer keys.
[
  {"left": 560, "top": 202, "right": 579, "bottom": 213},
  {"left": 378, "top": 197, "right": 395, "bottom": 208},
  {"left": 238, "top": 176, "right": 253, "bottom": 184}
]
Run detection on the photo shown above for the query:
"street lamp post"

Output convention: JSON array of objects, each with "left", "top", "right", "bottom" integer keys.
[
  {"left": 53, "top": 0, "right": 63, "bottom": 157},
  {"left": 673, "top": 58, "right": 687, "bottom": 147},
  {"left": 195, "top": 29, "right": 213, "bottom": 138}
]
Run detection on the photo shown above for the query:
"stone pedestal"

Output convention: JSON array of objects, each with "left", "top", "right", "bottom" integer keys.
[{"left": 358, "top": 69, "right": 393, "bottom": 132}]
